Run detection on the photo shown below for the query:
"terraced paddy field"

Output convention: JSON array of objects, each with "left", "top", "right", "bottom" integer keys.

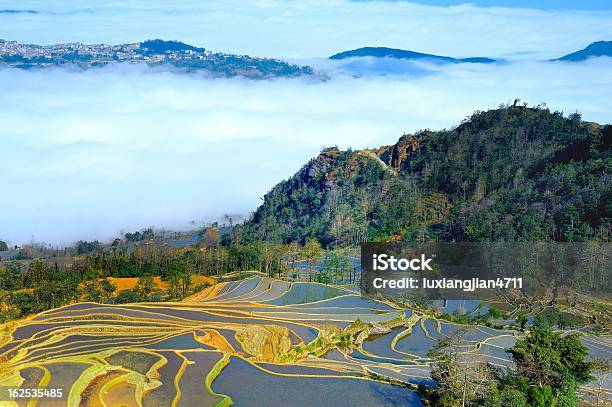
[{"left": 0, "top": 273, "right": 610, "bottom": 406}]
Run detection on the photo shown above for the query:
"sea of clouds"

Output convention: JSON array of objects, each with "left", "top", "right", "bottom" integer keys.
[{"left": 1, "top": 0, "right": 611, "bottom": 245}]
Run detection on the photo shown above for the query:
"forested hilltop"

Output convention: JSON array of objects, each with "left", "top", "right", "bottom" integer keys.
[{"left": 242, "top": 104, "right": 611, "bottom": 246}]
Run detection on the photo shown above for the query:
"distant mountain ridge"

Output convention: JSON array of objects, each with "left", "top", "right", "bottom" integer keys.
[
  {"left": 555, "top": 41, "right": 612, "bottom": 61},
  {"left": 329, "top": 46, "right": 496, "bottom": 64}
]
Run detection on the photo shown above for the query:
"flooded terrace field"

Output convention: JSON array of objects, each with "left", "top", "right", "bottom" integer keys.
[{"left": 0, "top": 274, "right": 609, "bottom": 405}]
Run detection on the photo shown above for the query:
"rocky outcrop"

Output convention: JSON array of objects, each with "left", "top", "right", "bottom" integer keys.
[{"left": 377, "top": 133, "right": 419, "bottom": 171}]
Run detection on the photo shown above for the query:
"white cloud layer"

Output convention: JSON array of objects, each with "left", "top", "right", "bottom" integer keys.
[
  {"left": 1, "top": 58, "right": 611, "bottom": 245},
  {"left": 0, "top": 0, "right": 611, "bottom": 59}
]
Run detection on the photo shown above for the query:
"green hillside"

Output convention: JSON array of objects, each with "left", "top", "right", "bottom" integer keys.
[
  {"left": 329, "top": 46, "right": 495, "bottom": 64},
  {"left": 243, "top": 104, "right": 611, "bottom": 247}
]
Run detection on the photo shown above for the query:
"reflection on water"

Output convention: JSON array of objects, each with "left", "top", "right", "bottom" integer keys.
[{"left": 213, "top": 356, "right": 423, "bottom": 406}]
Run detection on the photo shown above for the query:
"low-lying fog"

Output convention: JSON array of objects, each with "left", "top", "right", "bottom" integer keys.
[{"left": 1, "top": 0, "right": 611, "bottom": 245}]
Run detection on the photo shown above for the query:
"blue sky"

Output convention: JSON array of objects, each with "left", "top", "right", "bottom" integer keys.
[{"left": 366, "top": 0, "right": 612, "bottom": 11}]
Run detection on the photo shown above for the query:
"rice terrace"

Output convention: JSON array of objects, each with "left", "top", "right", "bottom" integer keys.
[{"left": 0, "top": 269, "right": 610, "bottom": 406}]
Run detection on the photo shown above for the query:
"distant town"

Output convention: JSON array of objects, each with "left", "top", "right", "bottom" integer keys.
[{"left": 0, "top": 38, "right": 315, "bottom": 79}]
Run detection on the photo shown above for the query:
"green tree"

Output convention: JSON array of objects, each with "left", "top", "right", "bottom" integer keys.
[
  {"left": 315, "top": 269, "right": 332, "bottom": 284},
  {"left": 0, "top": 264, "right": 22, "bottom": 291},
  {"left": 422, "top": 331, "right": 496, "bottom": 406},
  {"left": 135, "top": 275, "right": 155, "bottom": 301},
  {"left": 321, "top": 252, "right": 340, "bottom": 282},
  {"left": 82, "top": 280, "right": 103, "bottom": 303},
  {"left": 165, "top": 259, "right": 193, "bottom": 296},
  {"left": 168, "top": 274, "right": 182, "bottom": 299},
  {"left": 115, "top": 289, "right": 141, "bottom": 304},
  {"left": 10, "top": 291, "right": 39, "bottom": 316},
  {"left": 499, "top": 388, "right": 527, "bottom": 407},
  {"left": 0, "top": 290, "right": 19, "bottom": 322},
  {"left": 515, "top": 314, "right": 528, "bottom": 330},
  {"left": 142, "top": 262, "right": 158, "bottom": 276},
  {"left": 590, "top": 358, "right": 611, "bottom": 406},
  {"left": 25, "top": 259, "right": 47, "bottom": 287},
  {"left": 300, "top": 238, "right": 323, "bottom": 282},
  {"left": 100, "top": 279, "right": 116, "bottom": 301},
  {"left": 421, "top": 325, "right": 594, "bottom": 407},
  {"left": 488, "top": 307, "right": 501, "bottom": 319},
  {"left": 508, "top": 326, "right": 593, "bottom": 402}
]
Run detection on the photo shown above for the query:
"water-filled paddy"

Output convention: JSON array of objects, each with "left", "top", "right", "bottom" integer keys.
[
  {"left": 25, "top": 335, "right": 165, "bottom": 361},
  {"left": 256, "top": 361, "right": 360, "bottom": 376},
  {"left": 247, "top": 280, "right": 291, "bottom": 302},
  {"left": 145, "top": 332, "right": 214, "bottom": 350},
  {"left": 478, "top": 344, "right": 513, "bottom": 367},
  {"left": 43, "top": 362, "right": 91, "bottom": 397},
  {"left": 289, "top": 295, "right": 395, "bottom": 311},
  {"left": 211, "top": 327, "right": 247, "bottom": 351},
  {"left": 142, "top": 351, "right": 182, "bottom": 407},
  {"left": 265, "top": 283, "right": 346, "bottom": 305},
  {"left": 177, "top": 351, "right": 224, "bottom": 407},
  {"left": 28, "top": 339, "right": 162, "bottom": 362},
  {"left": 13, "top": 319, "right": 181, "bottom": 341},
  {"left": 1, "top": 275, "right": 608, "bottom": 406},
  {"left": 212, "top": 277, "right": 262, "bottom": 301},
  {"left": 231, "top": 277, "right": 273, "bottom": 300},
  {"left": 213, "top": 357, "right": 423, "bottom": 406},
  {"left": 16, "top": 367, "right": 46, "bottom": 393},
  {"left": 368, "top": 366, "right": 434, "bottom": 386},
  {"left": 362, "top": 327, "right": 410, "bottom": 359},
  {"left": 581, "top": 336, "right": 612, "bottom": 359},
  {"left": 349, "top": 350, "right": 418, "bottom": 366},
  {"left": 394, "top": 325, "right": 437, "bottom": 357},
  {"left": 107, "top": 350, "right": 161, "bottom": 375},
  {"left": 35, "top": 306, "right": 189, "bottom": 323},
  {"left": 434, "top": 299, "right": 482, "bottom": 314},
  {"left": 103, "top": 381, "right": 139, "bottom": 407},
  {"left": 482, "top": 334, "right": 517, "bottom": 348},
  {"left": 435, "top": 321, "right": 510, "bottom": 343}
]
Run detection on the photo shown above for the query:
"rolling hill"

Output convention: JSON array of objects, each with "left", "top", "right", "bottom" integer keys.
[
  {"left": 329, "top": 46, "right": 496, "bottom": 64},
  {"left": 242, "top": 104, "right": 611, "bottom": 246},
  {"left": 555, "top": 40, "right": 612, "bottom": 61}
]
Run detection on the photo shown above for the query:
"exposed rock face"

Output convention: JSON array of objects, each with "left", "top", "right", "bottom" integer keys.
[
  {"left": 306, "top": 149, "right": 340, "bottom": 183},
  {"left": 377, "top": 133, "right": 419, "bottom": 171}
]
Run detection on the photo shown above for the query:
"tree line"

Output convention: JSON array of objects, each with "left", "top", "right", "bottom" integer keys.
[{"left": 0, "top": 236, "right": 347, "bottom": 322}]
